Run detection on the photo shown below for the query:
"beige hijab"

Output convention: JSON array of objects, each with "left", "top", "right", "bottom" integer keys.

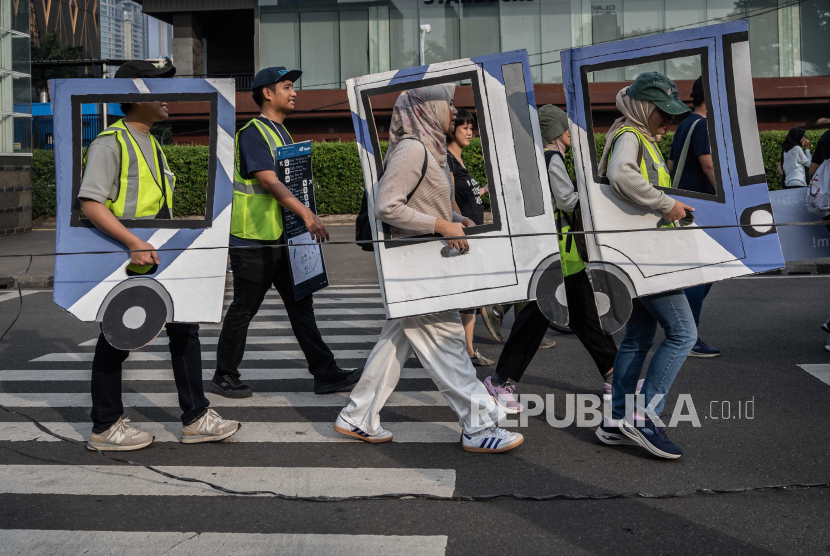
[
  {"left": 598, "top": 87, "right": 657, "bottom": 176},
  {"left": 386, "top": 84, "right": 456, "bottom": 167}
]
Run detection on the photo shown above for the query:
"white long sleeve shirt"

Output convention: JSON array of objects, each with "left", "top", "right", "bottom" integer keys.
[{"left": 783, "top": 146, "right": 811, "bottom": 188}]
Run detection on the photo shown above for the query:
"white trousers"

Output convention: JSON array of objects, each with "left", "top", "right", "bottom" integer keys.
[{"left": 339, "top": 312, "right": 505, "bottom": 435}]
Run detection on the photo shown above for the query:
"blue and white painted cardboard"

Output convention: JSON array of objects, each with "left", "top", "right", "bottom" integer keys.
[
  {"left": 561, "top": 21, "right": 784, "bottom": 329},
  {"left": 347, "top": 51, "right": 560, "bottom": 319},
  {"left": 51, "top": 78, "right": 235, "bottom": 348}
]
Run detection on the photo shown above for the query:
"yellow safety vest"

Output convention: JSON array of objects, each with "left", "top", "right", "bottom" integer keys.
[
  {"left": 230, "top": 118, "right": 293, "bottom": 241},
  {"left": 85, "top": 119, "right": 174, "bottom": 219},
  {"left": 608, "top": 126, "right": 675, "bottom": 228},
  {"left": 547, "top": 149, "right": 586, "bottom": 278}
]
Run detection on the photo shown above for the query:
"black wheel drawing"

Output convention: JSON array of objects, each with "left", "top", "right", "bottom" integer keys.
[{"left": 101, "top": 285, "right": 168, "bottom": 350}]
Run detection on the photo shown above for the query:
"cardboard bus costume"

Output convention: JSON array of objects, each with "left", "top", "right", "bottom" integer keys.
[
  {"left": 51, "top": 77, "right": 236, "bottom": 350},
  {"left": 557, "top": 20, "right": 785, "bottom": 333},
  {"left": 346, "top": 51, "right": 563, "bottom": 321}
]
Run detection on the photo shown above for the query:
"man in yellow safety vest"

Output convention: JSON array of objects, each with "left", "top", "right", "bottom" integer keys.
[
  {"left": 212, "top": 67, "right": 363, "bottom": 398},
  {"left": 78, "top": 60, "right": 240, "bottom": 451}
]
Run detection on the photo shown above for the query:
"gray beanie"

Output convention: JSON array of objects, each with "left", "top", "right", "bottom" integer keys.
[{"left": 538, "top": 104, "right": 569, "bottom": 146}]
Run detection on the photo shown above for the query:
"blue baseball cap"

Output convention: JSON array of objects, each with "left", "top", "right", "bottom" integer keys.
[{"left": 251, "top": 67, "right": 302, "bottom": 90}]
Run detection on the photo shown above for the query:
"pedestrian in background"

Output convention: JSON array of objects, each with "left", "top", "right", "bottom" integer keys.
[
  {"left": 446, "top": 108, "right": 494, "bottom": 366},
  {"left": 668, "top": 76, "right": 720, "bottom": 358},
  {"left": 781, "top": 127, "right": 811, "bottom": 188}
]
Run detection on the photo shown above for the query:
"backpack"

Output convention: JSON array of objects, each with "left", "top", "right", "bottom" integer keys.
[
  {"left": 806, "top": 159, "right": 830, "bottom": 217},
  {"left": 355, "top": 140, "right": 429, "bottom": 251}
]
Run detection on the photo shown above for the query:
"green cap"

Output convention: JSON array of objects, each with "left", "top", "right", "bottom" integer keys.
[
  {"left": 538, "top": 104, "right": 569, "bottom": 145},
  {"left": 627, "top": 72, "right": 690, "bottom": 115}
]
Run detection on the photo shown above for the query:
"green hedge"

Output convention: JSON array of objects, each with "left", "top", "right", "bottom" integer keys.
[{"left": 30, "top": 129, "right": 829, "bottom": 219}]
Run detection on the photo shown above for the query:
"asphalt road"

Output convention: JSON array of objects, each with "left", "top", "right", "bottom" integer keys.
[{"left": 0, "top": 269, "right": 829, "bottom": 555}]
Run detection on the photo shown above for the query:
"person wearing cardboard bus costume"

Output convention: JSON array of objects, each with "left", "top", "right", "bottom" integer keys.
[
  {"left": 78, "top": 61, "right": 240, "bottom": 451},
  {"left": 595, "top": 72, "right": 697, "bottom": 460}
]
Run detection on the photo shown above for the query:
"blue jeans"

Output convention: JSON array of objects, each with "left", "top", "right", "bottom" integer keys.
[
  {"left": 611, "top": 290, "right": 696, "bottom": 420},
  {"left": 683, "top": 282, "right": 712, "bottom": 331}
]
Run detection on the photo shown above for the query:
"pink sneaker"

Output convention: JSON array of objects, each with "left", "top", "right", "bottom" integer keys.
[
  {"left": 603, "top": 379, "right": 645, "bottom": 402},
  {"left": 484, "top": 377, "right": 524, "bottom": 414}
]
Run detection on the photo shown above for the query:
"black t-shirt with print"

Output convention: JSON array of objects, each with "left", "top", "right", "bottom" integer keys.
[{"left": 447, "top": 151, "right": 484, "bottom": 225}]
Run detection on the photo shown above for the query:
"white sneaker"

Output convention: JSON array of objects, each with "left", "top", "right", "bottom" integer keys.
[
  {"left": 334, "top": 414, "right": 393, "bottom": 443},
  {"left": 825, "top": 335, "right": 830, "bottom": 352},
  {"left": 181, "top": 409, "right": 240, "bottom": 444},
  {"left": 461, "top": 427, "right": 524, "bottom": 453},
  {"left": 87, "top": 418, "right": 154, "bottom": 451}
]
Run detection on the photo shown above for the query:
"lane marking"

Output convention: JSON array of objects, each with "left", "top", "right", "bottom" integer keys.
[
  {"left": 0, "top": 465, "right": 456, "bottom": 497},
  {"left": 231, "top": 308, "right": 386, "bottom": 316},
  {"left": 0, "top": 421, "right": 462, "bottom": 443},
  {"left": 0, "top": 368, "right": 429, "bottom": 381},
  {"left": 31, "top": 349, "right": 398, "bottom": 362},
  {"left": 0, "top": 391, "right": 447, "bottom": 407},
  {"left": 0, "top": 531, "right": 447, "bottom": 556},
  {"left": 224, "top": 298, "right": 382, "bottom": 306},
  {"left": 79, "top": 335, "right": 381, "bottom": 347},
  {"left": 0, "top": 290, "right": 49, "bottom": 304},
  {"left": 797, "top": 364, "right": 830, "bottom": 387}
]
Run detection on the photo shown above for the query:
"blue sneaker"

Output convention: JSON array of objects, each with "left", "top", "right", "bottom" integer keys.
[
  {"left": 595, "top": 417, "right": 638, "bottom": 446},
  {"left": 688, "top": 338, "right": 721, "bottom": 358},
  {"left": 619, "top": 417, "right": 683, "bottom": 459}
]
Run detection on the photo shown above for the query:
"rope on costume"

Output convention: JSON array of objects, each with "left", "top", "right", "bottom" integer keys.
[
  {"left": 1, "top": 404, "right": 827, "bottom": 502},
  {"left": 0, "top": 219, "right": 824, "bottom": 260}
]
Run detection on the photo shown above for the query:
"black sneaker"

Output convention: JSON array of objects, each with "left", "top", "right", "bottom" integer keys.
[
  {"left": 595, "top": 419, "right": 638, "bottom": 446},
  {"left": 822, "top": 317, "right": 830, "bottom": 334},
  {"left": 210, "top": 374, "right": 253, "bottom": 398},
  {"left": 314, "top": 368, "right": 363, "bottom": 394},
  {"left": 618, "top": 417, "right": 682, "bottom": 459},
  {"left": 688, "top": 338, "right": 721, "bottom": 358}
]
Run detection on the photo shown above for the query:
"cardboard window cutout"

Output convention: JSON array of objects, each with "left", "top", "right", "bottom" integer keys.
[
  {"left": 347, "top": 51, "right": 561, "bottom": 320},
  {"left": 560, "top": 21, "right": 784, "bottom": 333},
  {"left": 51, "top": 78, "right": 235, "bottom": 350}
]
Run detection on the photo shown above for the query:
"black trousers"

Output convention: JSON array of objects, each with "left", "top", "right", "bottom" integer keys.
[
  {"left": 495, "top": 269, "right": 618, "bottom": 383},
  {"left": 91, "top": 323, "right": 209, "bottom": 433},
  {"left": 215, "top": 244, "right": 338, "bottom": 380}
]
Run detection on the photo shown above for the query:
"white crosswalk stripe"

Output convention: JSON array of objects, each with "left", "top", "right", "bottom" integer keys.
[
  {"left": 0, "top": 530, "right": 448, "bottom": 556},
  {"left": 0, "top": 465, "right": 456, "bottom": 497},
  {"left": 0, "top": 368, "right": 430, "bottom": 381},
  {"left": 0, "top": 391, "right": 446, "bottom": 408},
  {"left": 797, "top": 364, "right": 830, "bottom": 386},
  {"left": 1, "top": 286, "right": 457, "bottom": 553},
  {"left": 1, "top": 421, "right": 462, "bottom": 443},
  {"left": 79, "top": 334, "right": 381, "bottom": 347}
]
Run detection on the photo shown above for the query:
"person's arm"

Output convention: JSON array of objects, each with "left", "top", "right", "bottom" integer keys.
[
  {"left": 375, "top": 143, "right": 468, "bottom": 252},
  {"left": 548, "top": 155, "right": 579, "bottom": 212},
  {"left": 251, "top": 169, "right": 329, "bottom": 242},
  {"left": 800, "top": 147, "right": 812, "bottom": 169},
  {"left": 81, "top": 200, "right": 159, "bottom": 266},
  {"left": 667, "top": 160, "right": 674, "bottom": 175},
  {"left": 606, "top": 133, "right": 692, "bottom": 221},
  {"left": 698, "top": 153, "right": 716, "bottom": 189},
  {"left": 808, "top": 163, "right": 820, "bottom": 182}
]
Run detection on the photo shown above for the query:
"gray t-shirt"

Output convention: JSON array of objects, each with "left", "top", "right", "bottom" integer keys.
[{"left": 78, "top": 122, "right": 163, "bottom": 205}]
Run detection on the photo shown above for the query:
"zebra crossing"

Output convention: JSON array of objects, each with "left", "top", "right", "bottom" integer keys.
[{"left": 0, "top": 284, "right": 454, "bottom": 554}]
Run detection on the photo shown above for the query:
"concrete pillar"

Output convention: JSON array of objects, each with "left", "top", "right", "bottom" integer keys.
[
  {"left": 0, "top": 163, "right": 33, "bottom": 235},
  {"left": 172, "top": 14, "right": 204, "bottom": 78}
]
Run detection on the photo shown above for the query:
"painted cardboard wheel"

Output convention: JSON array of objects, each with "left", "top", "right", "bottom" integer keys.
[
  {"left": 102, "top": 285, "right": 167, "bottom": 350},
  {"left": 535, "top": 260, "right": 569, "bottom": 327},
  {"left": 589, "top": 268, "right": 633, "bottom": 335}
]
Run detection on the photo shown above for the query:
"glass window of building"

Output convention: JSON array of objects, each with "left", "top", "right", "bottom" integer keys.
[
  {"left": 257, "top": 0, "right": 830, "bottom": 89},
  {"left": 0, "top": 0, "right": 32, "bottom": 155}
]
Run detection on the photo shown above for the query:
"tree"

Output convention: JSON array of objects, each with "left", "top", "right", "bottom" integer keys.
[{"left": 31, "top": 33, "right": 84, "bottom": 80}]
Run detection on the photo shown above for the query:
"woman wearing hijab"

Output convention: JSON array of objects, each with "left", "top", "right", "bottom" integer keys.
[
  {"left": 781, "top": 127, "right": 812, "bottom": 188},
  {"left": 594, "top": 72, "right": 697, "bottom": 460},
  {"left": 335, "top": 85, "right": 523, "bottom": 453}
]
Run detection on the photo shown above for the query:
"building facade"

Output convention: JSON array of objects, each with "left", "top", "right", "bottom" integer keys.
[
  {"left": 1, "top": 0, "right": 31, "bottom": 157},
  {"left": 140, "top": 0, "right": 830, "bottom": 143}
]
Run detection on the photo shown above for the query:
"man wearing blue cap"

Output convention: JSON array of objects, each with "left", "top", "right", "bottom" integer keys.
[{"left": 212, "top": 67, "right": 362, "bottom": 398}]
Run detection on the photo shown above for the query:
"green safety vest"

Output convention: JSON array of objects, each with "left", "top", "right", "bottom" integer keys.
[
  {"left": 230, "top": 118, "right": 293, "bottom": 241},
  {"left": 85, "top": 119, "right": 174, "bottom": 219},
  {"left": 608, "top": 126, "right": 675, "bottom": 228},
  {"left": 547, "top": 149, "right": 586, "bottom": 278}
]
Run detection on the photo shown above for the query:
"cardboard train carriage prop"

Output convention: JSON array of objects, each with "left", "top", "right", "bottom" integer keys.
[
  {"left": 51, "top": 77, "right": 236, "bottom": 350},
  {"left": 556, "top": 20, "right": 785, "bottom": 333},
  {"left": 347, "top": 51, "right": 562, "bottom": 320}
]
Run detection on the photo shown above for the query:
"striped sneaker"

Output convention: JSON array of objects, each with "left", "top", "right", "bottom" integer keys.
[
  {"left": 461, "top": 427, "right": 523, "bottom": 453},
  {"left": 334, "top": 415, "right": 393, "bottom": 443}
]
